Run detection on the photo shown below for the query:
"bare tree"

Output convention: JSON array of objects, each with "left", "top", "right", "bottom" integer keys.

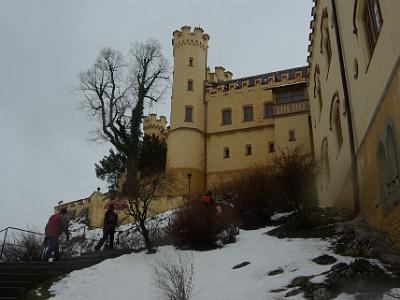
[
  {"left": 124, "top": 172, "right": 170, "bottom": 253},
  {"left": 79, "top": 39, "right": 169, "bottom": 196},
  {"left": 151, "top": 252, "right": 194, "bottom": 300}
]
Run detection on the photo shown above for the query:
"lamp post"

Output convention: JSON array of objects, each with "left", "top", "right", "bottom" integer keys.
[{"left": 187, "top": 173, "right": 192, "bottom": 202}]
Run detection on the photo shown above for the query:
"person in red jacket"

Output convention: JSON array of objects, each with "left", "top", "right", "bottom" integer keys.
[{"left": 43, "top": 207, "right": 70, "bottom": 262}]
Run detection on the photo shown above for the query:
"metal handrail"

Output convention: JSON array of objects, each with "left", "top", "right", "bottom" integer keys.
[
  {"left": 0, "top": 211, "right": 177, "bottom": 261},
  {"left": 0, "top": 226, "right": 44, "bottom": 236},
  {"left": 0, "top": 227, "right": 45, "bottom": 262}
]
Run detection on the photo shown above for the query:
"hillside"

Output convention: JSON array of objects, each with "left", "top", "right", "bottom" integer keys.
[{"left": 42, "top": 212, "right": 399, "bottom": 300}]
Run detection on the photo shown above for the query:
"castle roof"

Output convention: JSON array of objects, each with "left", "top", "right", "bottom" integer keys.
[{"left": 207, "top": 66, "right": 307, "bottom": 89}]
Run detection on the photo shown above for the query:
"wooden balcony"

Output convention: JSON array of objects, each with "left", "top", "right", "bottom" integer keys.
[{"left": 274, "top": 100, "right": 310, "bottom": 117}]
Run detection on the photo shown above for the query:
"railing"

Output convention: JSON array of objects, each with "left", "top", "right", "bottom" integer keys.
[
  {"left": 0, "top": 227, "right": 46, "bottom": 263},
  {"left": 274, "top": 100, "right": 310, "bottom": 117},
  {"left": 0, "top": 211, "right": 177, "bottom": 262}
]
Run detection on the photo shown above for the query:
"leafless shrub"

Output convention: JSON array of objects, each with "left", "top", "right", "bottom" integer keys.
[
  {"left": 151, "top": 252, "right": 194, "bottom": 300},
  {"left": 273, "top": 146, "right": 318, "bottom": 215},
  {"left": 1, "top": 231, "right": 44, "bottom": 262},
  {"left": 213, "top": 145, "right": 317, "bottom": 229},
  {"left": 385, "top": 288, "right": 400, "bottom": 299}
]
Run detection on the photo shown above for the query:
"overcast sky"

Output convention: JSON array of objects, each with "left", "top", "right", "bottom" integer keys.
[{"left": 0, "top": 0, "right": 313, "bottom": 231}]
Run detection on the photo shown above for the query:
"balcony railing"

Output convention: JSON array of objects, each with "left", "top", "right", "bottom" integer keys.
[{"left": 274, "top": 100, "right": 310, "bottom": 117}]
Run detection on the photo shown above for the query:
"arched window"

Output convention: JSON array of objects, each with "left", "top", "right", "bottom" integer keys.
[
  {"left": 320, "top": 8, "right": 332, "bottom": 69},
  {"left": 313, "top": 65, "right": 323, "bottom": 120},
  {"left": 377, "top": 120, "right": 400, "bottom": 215},
  {"left": 329, "top": 93, "right": 343, "bottom": 149},
  {"left": 377, "top": 141, "right": 388, "bottom": 204},
  {"left": 386, "top": 126, "right": 400, "bottom": 196},
  {"left": 320, "top": 138, "right": 330, "bottom": 190}
]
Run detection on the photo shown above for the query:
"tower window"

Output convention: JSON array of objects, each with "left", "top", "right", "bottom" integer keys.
[
  {"left": 222, "top": 109, "right": 232, "bottom": 125},
  {"left": 324, "top": 29, "right": 332, "bottom": 67},
  {"left": 289, "top": 130, "right": 296, "bottom": 141},
  {"left": 223, "top": 147, "right": 230, "bottom": 159},
  {"left": 264, "top": 103, "right": 274, "bottom": 118},
  {"left": 185, "top": 106, "right": 193, "bottom": 122},
  {"left": 364, "top": 0, "right": 383, "bottom": 56},
  {"left": 243, "top": 105, "right": 253, "bottom": 122},
  {"left": 187, "top": 80, "right": 193, "bottom": 91},
  {"left": 268, "top": 142, "right": 275, "bottom": 153},
  {"left": 189, "top": 57, "right": 194, "bottom": 66},
  {"left": 334, "top": 105, "right": 343, "bottom": 148},
  {"left": 245, "top": 144, "right": 252, "bottom": 156}
]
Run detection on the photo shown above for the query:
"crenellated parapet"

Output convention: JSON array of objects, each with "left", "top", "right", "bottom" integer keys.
[
  {"left": 143, "top": 114, "right": 168, "bottom": 140},
  {"left": 207, "top": 66, "right": 233, "bottom": 83},
  {"left": 307, "top": 1, "right": 319, "bottom": 78},
  {"left": 172, "top": 26, "right": 209, "bottom": 53},
  {"left": 205, "top": 66, "right": 307, "bottom": 96}
]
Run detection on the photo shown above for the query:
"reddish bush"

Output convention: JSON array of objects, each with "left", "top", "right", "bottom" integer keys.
[{"left": 170, "top": 197, "right": 239, "bottom": 250}]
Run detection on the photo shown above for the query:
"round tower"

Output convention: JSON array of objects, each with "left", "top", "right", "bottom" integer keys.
[{"left": 166, "top": 26, "right": 209, "bottom": 197}]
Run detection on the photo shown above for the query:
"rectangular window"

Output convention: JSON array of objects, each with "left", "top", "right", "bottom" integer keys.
[
  {"left": 268, "top": 142, "right": 275, "bottom": 153},
  {"left": 223, "top": 147, "right": 230, "bottom": 159},
  {"left": 243, "top": 106, "right": 253, "bottom": 122},
  {"left": 288, "top": 130, "right": 296, "bottom": 141},
  {"left": 264, "top": 103, "right": 274, "bottom": 118},
  {"left": 274, "top": 86, "right": 306, "bottom": 104},
  {"left": 245, "top": 144, "right": 252, "bottom": 156},
  {"left": 222, "top": 109, "right": 232, "bottom": 125},
  {"left": 187, "top": 80, "right": 193, "bottom": 91},
  {"left": 189, "top": 57, "right": 194, "bottom": 66},
  {"left": 185, "top": 106, "right": 193, "bottom": 122},
  {"left": 364, "top": 0, "right": 383, "bottom": 55}
]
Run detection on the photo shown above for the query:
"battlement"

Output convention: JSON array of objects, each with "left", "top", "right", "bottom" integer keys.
[
  {"left": 172, "top": 26, "right": 209, "bottom": 51},
  {"left": 144, "top": 114, "right": 167, "bottom": 126},
  {"left": 143, "top": 114, "right": 168, "bottom": 140},
  {"left": 207, "top": 66, "right": 233, "bottom": 83},
  {"left": 205, "top": 66, "right": 307, "bottom": 96}
]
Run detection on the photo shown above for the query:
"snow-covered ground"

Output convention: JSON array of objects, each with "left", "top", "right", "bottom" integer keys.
[
  {"left": 48, "top": 225, "right": 371, "bottom": 300},
  {"left": 48, "top": 209, "right": 400, "bottom": 300}
]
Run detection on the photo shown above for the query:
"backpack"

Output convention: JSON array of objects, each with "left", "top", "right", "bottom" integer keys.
[
  {"left": 202, "top": 195, "right": 212, "bottom": 204},
  {"left": 104, "top": 210, "right": 117, "bottom": 226}
]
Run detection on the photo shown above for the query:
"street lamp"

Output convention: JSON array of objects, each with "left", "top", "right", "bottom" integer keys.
[{"left": 187, "top": 173, "right": 192, "bottom": 202}]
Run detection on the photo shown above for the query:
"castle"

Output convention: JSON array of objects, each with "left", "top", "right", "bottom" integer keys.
[
  {"left": 55, "top": 0, "right": 400, "bottom": 247},
  {"left": 166, "top": 26, "right": 313, "bottom": 197},
  {"left": 308, "top": 0, "right": 400, "bottom": 247}
]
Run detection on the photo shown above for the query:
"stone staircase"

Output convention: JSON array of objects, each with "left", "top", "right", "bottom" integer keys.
[{"left": 0, "top": 249, "right": 136, "bottom": 299}]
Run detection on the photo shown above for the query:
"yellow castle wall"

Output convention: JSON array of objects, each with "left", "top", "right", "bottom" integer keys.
[{"left": 308, "top": 0, "right": 400, "bottom": 247}]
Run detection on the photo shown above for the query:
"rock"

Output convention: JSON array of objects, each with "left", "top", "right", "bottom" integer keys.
[
  {"left": 312, "top": 254, "right": 338, "bottom": 265},
  {"left": 313, "top": 287, "right": 331, "bottom": 300},
  {"left": 343, "top": 227, "right": 355, "bottom": 236},
  {"left": 268, "top": 268, "right": 284, "bottom": 276},
  {"left": 288, "top": 276, "right": 311, "bottom": 288},
  {"left": 232, "top": 261, "right": 250, "bottom": 269},
  {"left": 270, "top": 288, "right": 287, "bottom": 293},
  {"left": 330, "top": 262, "right": 348, "bottom": 272},
  {"left": 285, "top": 288, "right": 302, "bottom": 297}
]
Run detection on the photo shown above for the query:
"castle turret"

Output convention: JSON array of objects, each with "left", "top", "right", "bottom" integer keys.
[
  {"left": 166, "top": 26, "right": 209, "bottom": 196},
  {"left": 143, "top": 114, "right": 168, "bottom": 140}
]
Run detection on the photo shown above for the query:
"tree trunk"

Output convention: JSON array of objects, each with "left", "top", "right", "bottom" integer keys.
[
  {"left": 123, "top": 154, "right": 138, "bottom": 197},
  {"left": 140, "top": 221, "right": 155, "bottom": 254}
]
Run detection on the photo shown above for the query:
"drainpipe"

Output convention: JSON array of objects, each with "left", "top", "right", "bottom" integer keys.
[
  {"left": 203, "top": 79, "right": 208, "bottom": 194},
  {"left": 331, "top": 0, "right": 360, "bottom": 216}
]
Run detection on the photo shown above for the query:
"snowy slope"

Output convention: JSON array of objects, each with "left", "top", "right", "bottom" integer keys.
[{"left": 49, "top": 227, "right": 360, "bottom": 300}]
